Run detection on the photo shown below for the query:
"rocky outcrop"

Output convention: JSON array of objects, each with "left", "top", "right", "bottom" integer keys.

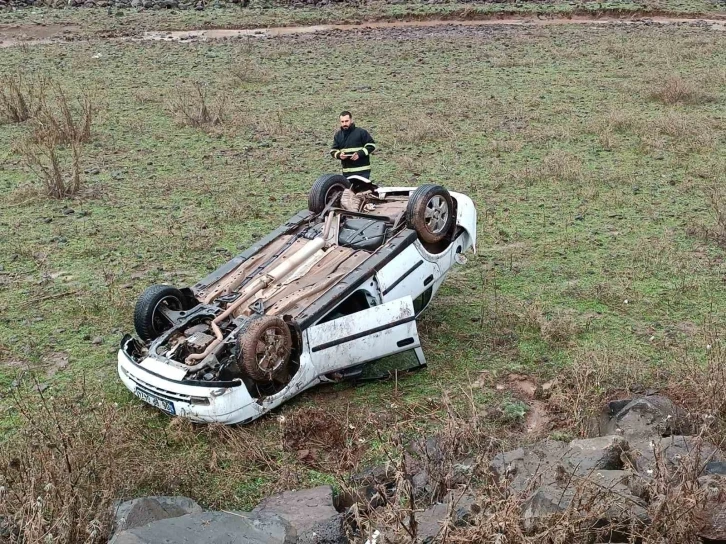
[
  {"left": 111, "top": 496, "right": 203, "bottom": 534},
  {"left": 110, "top": 510, "right": 296, "bottom": 544},
  {"left": 109, "top": 487, "right": 345, "bottom": 544},
  {"left": 489, "top": 395, "right": 725, "bottom": 539},
  {"left": 108, "top": 395, "right": 726, "bottom": 543}
]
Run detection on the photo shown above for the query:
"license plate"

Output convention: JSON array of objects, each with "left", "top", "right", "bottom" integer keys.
[{"left": 135, "top": 388, "right": 176, "bottom": 415}]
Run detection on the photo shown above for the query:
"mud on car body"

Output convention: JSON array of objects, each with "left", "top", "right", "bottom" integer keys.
[{"left": 118, "top": 175, "right": 477, "bottom": 424}]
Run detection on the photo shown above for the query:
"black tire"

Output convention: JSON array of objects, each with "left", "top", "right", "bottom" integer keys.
[
  {"left": 308, "top": 174, "right": 351, "bottom": 213},
  {"left": 134, "top": 284, "right": 185, "bottom": 342},
  {"left": 237, "top": 315, "right": 292, "bottom": 383},
  {"left": 406, "top": 184, "right": 456, "bottom": 244}
]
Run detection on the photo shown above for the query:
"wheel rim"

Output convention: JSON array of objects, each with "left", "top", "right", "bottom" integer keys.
[
  {"left": 255, "top": 326, "right": 289, "bottom": 374},
  {"left": 424, "top": 195, "right": 449, "bottom": 234},
  {"left": 324, "top": 184, "right": 345, "bottom": 207},
  {"left": 151, "top": 296, "right": 182, "bottom": 334}
]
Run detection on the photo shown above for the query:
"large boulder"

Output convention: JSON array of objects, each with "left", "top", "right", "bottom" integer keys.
[
  {"left": 490, "top": 437, "right": 647, "bottom": 534},
  {"left": 628, "top": 435, "right": 725, "bottom": 474},
  {"left": 109, "top": 510, "right": 295, "bottom": 544},
  {"left": 253, "top": 486, "right": 339, "bottom": 534},
  {"left": 605, "top": 396, "right": 691, "bottom": 439},
  {"left": 564, "top": 435, "right": 629, "bottom": 475},
  {"left": 111, "top": 496, "right": 203, "bottom": 533}
]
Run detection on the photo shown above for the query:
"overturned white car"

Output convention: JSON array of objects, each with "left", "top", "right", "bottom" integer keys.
[{"left": 118, "top": 175, "right": 476, "bottom": 424}]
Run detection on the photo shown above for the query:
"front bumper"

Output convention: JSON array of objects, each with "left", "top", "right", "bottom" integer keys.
[{"left": 117, "top": 348, "right": 262, "bottom": 425}]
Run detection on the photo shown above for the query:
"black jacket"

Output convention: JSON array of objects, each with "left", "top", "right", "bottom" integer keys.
[{"left": 330, "top": 124, "right": 377, "bottom": 174}]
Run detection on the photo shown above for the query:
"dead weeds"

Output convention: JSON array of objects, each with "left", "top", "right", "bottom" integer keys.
[
  {"left": 649, "top": 75, "right": 715, "bottom": 106},
  {"left": 166, "top": 81, "right": 229, "bottom": 128}
]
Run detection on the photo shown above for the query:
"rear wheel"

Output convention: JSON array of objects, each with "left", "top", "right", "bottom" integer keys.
[
  {"left": 308, "top": 174, "right": 351, "bottom": 213},
  {"left": 134, "top": 284, "right": 184, "bottom": 342},
  {"left": 238, "top": 316, "right": 293, "bottom": 383},
  {"left": 406, "top": 184, "right": 455, "bottom": 244}
]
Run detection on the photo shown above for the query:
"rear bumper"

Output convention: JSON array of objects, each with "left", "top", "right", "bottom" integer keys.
[{"left": 117, "top": 348, "right": 262, "bottom": 425}]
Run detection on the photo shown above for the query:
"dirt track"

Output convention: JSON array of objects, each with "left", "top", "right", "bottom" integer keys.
[{"left": 1, "top": 14, "right": 725, "bottom": 48}]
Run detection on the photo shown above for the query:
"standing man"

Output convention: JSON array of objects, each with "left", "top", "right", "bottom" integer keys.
[{"left": 330, "top": 111, "right": 377, "bottom": 192}]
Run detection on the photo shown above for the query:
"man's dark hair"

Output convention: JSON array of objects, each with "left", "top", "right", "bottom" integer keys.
[{"left": 340, "top": 111, "right": 352, "bottom": 118}]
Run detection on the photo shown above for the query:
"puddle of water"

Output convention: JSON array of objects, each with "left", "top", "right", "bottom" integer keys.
[{"left": 0, "top": 23, "right": 79, "bottom": 48}]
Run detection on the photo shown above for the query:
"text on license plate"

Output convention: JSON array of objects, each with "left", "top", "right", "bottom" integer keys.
[{"left": 134, "top": 388, "right": 176, "bottom": 415}]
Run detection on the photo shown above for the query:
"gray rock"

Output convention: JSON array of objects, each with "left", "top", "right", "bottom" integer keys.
[
  {"left": 411, "top": 469, "right": 431, "bottom": 500},
  {"left": 705, "top": 461, "right": 726, "bottom": 475},
  {"left": 111, "top": 496, "right": 202, "bottom": 533},
  {"left": 606, "top": 395, "right": 691, "bottom": 439},
  {"left": 628, "top": 435, "right": 724, "bottom": 475},
  {"left": 297, "top": 513, "right": 347, "bottom": 544},
  {"left": 253, "top": 486, "right": 338, "bottom": 534},
  {"left": 697, "top": 475, "right": 726, "bottom": 540},
  {"left": 414, "top": 490, "right": 477, "bottom": 543},
  {"left": 351, "top": 463, "right": 395, "bottom": 486},
  {"left": 521, "top": 470, "right": 648, "bottom": 534},
  {"left": 564, "top": 435, "right": 629, "bottom": 475},
  {"left": 490, "top": 440, "right": 570, "bottom": 492},
  {"left": 408, "top": 435, "right": 444, "bottom": 464},
  {"left": 110, "top": 510, "right": 295, "bottom": 544}
]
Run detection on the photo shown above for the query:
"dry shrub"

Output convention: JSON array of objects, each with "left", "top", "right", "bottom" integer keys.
[
  {"left": 541, "top": 149, "right": 583, "bottom": 183},
  {"left": 538, "top": 310, "right": 579, "bottom": 345},
  {"left": 547, "top": 347, "right": 660, "bottom": 437},
  {"left": 279, "top": 406, "right": 366, "bottom": 472},
  {"left": 649, "top": 75, "right": 714, "bottom": 105},
  {"left": 700, "top": 184, "right": 726, "bottom": 249},
  {"left": 634, "top": 438, "right": 711, "bottom": 544},
  {"left": 30, "top": 82, "right": 94, "bottom": 145},
  {"left": 15, "top": 137, "right": 83, "bottom": 199},
  {"left": 676, "top": 335, "right": 726, "bottom": 442},
  {"left": 488, "top": 139, "right": 523, "bottom": 154},
  {"left": 230, "top": 58, "right": 274, "bottom": 84},
  {"left": 346, "top": 393, "right": 492, "bottom": 543},
  {"left": 483, "top": 298, "right": 580, "bottom": 348},
  {"left": 641, "top": 111, "right": 716, "bottom": 152},
  {"left": 0, "top": 73, "right": 46, "bottom": 124},
  {"left": 10, "top": 80, "right": 94, "bottom": 198},
  {"left": 167, "top": 81, "right": 228, "bottom": 128},
  {"left": 0, "top": 383, "right": 134, "bottom": 543},
  {"left": 589, "top": 109, "right": 636, "bottom": 150}
]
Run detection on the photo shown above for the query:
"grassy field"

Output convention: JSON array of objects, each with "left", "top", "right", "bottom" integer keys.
[{"left": 0, "top": 13, "right": 725, "bottom": 542}]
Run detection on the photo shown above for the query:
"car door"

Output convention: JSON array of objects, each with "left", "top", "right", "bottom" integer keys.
[
  {"left": 376, "top": 244, "right": 442, "bottom": 304},
  {"left": 305, "top": 296, "right": 423, "bottom": 376}
]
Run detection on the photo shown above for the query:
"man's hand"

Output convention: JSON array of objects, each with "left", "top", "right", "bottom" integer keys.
[
  {"left": 350, "top": 152, "right": 359, "bottom": 161},
  {"left": 339, "top": 153, "right": 349, "bottom": 160}
]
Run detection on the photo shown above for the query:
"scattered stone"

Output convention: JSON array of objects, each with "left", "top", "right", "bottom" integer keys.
[
  {"left": 253, "top": 485, "right": 338, "bottom": 534},
  {"left": 297, "top": 513, "right": 347, "bottom": 544},
  {"left": 605, "top": 395, "right": 691, "bottom": 439},
  {"left": 564, "top": 435, "right": 628, "bottom": 474},
  {"left": 415, "top": 490, "right": 477, "bottom": 542},
  {"left": 111, "top": 496, "right": 202, "bottom": 533},
  {"left": 110, "top": 511, "right": 294, "bottom": 544},
  {"left": 92, "top": 336, "right": 104, "bottom": 345}
]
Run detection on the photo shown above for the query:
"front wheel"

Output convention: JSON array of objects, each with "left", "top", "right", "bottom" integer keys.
[
  {"left": 238, "top": 316, "right": 293, "bottom": 383},
  {"left": 308, "top": 174, "right": 351, "bottom": 213},
  {"left": 406, "top": 184, "right": 455, "bottom": 244},
  {"left": 134, "top": 284, "right": 185, "bottom": 342}
]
